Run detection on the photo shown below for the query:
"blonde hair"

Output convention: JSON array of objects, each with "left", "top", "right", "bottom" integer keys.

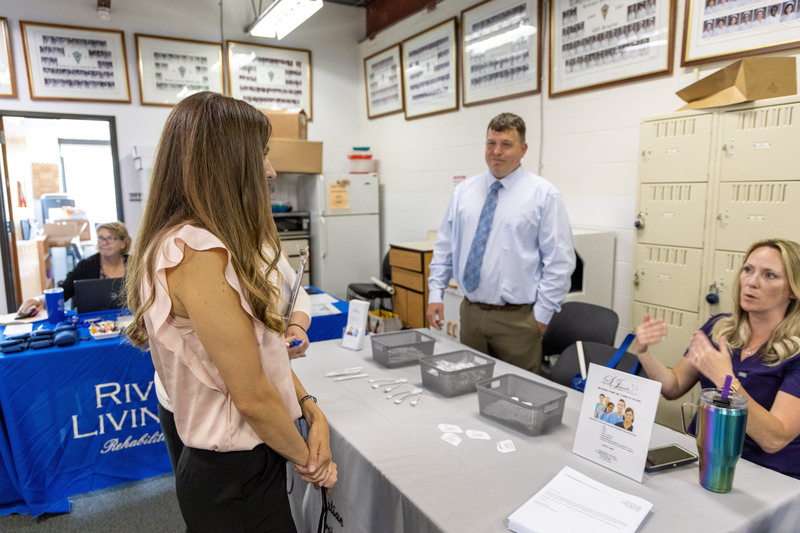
[
  {"left": 96, "top": 221, "right": 131, "bottom": 254},
  {"left": 125, "top": 92, "right": 282, "bottom": 347},
  {"left": 712, "top": 239, "right": 800, "bottom": 365}
]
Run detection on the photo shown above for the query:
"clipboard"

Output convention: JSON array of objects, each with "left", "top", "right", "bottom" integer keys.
[{"left": 285, "top": 246, "right": 309, "bottom": 325}]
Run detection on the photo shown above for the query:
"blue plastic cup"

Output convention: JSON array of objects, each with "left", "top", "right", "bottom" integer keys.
[{"left": 44, "top": 288, "right": 65, "bottom": 325}]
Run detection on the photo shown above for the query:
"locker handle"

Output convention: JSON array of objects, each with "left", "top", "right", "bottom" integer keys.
[{"left": 634, "top": 213, "right": 645, "bottom": 229}]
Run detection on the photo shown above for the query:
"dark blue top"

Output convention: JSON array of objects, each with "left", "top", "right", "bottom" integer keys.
[{"left": 696, "top": 314, "right": 800, "bottom": 479}]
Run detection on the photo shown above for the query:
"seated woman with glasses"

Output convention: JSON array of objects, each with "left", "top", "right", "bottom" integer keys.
[{"left": 17, "top": 221, "right": 131, "bottom": 315}]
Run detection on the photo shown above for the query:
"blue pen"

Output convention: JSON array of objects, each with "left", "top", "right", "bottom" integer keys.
[{"left": 286, "top": 340, "right": 302, "bottom": 348}]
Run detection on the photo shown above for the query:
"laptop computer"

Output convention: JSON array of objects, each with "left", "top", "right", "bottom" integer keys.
[{"left": 73, "top": 278, "right": 125, "bottom": 314}]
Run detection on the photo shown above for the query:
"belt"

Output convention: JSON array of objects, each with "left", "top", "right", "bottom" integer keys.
[{"left": 466, "top": 299, "right": 530, "bottom": 311}]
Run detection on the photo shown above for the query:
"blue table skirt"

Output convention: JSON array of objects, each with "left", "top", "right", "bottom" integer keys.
[
  {"left": 0, "top": 319, "right": 171, "bottom": 516},
  {"left": 0, "top": 294, "right": 347, "bottom": 516}
]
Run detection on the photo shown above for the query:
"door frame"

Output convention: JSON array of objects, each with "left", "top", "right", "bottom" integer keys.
[{"left": 0, "top": 110, "right": 123, "bottom": 311}]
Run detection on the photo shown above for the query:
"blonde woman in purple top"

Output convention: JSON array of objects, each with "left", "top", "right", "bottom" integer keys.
[{"left": 632, "top": 239, "right": 800, "bottom": 479}]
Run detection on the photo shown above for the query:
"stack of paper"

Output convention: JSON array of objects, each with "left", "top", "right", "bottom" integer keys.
[{"left": 508, "top": 467, "right": 652, "bottom": 533}]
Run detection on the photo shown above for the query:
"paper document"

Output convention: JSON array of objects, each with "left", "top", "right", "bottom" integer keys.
[
  {"left": 309, "top": 293, "right": 339, "bottom": 306},
  {"left": 507, "top": 466, "right": 652, "bottom": 533},
  {"left": 2, "top": 323, "right": 34, "bottom": 336},
  {"left": 311, "top": 301, "right": 341, "bottom": 316}
]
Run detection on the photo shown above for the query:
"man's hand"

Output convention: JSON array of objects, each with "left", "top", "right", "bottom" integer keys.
[
  {"left": 537, "top": 321, "right": 547, "bottom": 336},
  {"left": 426, "top": 303, "right": 445, "bottom": 330}
]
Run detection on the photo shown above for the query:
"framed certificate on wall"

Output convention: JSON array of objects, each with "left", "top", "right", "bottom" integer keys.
[
  {"left": 681, "top": 0, "right": 800, "bottom": 65},
  {"left": 461, "top": 0, "right": 541, "bottom": 106},
  {"left": 20, "top": 21, "right": 131, "bottom": 103},
  {"left": 401, "top": 18, "right": 459, "bottom": 120},
  {"left": 0, "top": 18, "right": 16, "bottom": 97},
  {"left": 227, "top": 41, "right": 312, "bottom": 119},
  {"left": 549, "top": 0, "right": 676, "bottom": 97},
  {"left": 364, "top": 44, "right": 404, "bottom": 119},
  {"left": 135, "top": 34, "right": 224, "bottom": 106}
]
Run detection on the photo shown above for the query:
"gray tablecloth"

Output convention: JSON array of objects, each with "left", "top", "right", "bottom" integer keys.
[{"left": 288, "top": 331, "right": 800, "bottom": 533}]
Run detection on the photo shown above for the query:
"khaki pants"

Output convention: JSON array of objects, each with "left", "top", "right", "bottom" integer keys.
[{"left": 459, "top": 299, "right": 543, "bottom": 374}]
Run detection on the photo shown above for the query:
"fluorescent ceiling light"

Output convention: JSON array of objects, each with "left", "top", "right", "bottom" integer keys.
[{"left": 247, "top": 0, "right": 324, "bottom": 40}]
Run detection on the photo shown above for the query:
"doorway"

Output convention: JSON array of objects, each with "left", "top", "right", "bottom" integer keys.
[{"left": 0, "top": 111, "right": 123, "bottom": 313}]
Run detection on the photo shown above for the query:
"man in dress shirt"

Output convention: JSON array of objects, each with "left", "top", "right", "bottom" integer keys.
[{"left": 426, "top": 113, "right": 575, "bottom": 374}]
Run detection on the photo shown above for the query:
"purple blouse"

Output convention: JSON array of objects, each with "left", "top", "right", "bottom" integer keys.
[{"left": 693, "top": 314, "right": 800, "bottom": 479}]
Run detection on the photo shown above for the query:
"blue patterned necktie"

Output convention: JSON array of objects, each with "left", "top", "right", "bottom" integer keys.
[{"left": 463, "top": 180, "right": 502, "bottom": 292}]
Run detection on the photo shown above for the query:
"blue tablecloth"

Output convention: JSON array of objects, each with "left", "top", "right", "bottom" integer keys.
[
  {"left": 0, "top": 291, "right": 347, "bottom": 516},
  {"left": 0, "top": 314, "right": 171, "bottom": 516}
]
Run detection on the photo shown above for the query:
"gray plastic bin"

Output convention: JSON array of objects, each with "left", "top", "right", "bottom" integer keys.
[
  {"left": 420, "top": 350, "right": 495, "bottom": 397},
  {"left": 476, "top": 374, "right": 567, "bottom": 436},
  {"left": 370, "top": 330, "right": 436, "bottom": 368}
]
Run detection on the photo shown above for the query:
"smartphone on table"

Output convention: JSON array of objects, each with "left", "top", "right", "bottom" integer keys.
[{"left": 645, "top": 444, "right": 698, "bottom": 472}]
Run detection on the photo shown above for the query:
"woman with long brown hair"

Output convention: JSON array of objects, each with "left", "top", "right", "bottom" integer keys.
[{"left": 125, "top": 91, "right": 335, "bottom": 531}]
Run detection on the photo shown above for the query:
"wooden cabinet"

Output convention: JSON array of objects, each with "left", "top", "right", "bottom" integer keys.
[{"left": 389, "top": 241, "right": 433, "bottom": 329}]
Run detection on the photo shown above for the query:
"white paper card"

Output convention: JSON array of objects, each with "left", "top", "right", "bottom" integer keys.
[
  {"left": 441, "top": 433, "right": 462, "bottom": 446},
  {"left": 507, "top": 466, "right": 652, "bottom": 533},
  {"left": 438, "top": 423, "right": 463, "bottom": 434},
  {"left": 465, "top": 429, "right": 490, "bottom": 440},
  {"left": 341, "top": 300, "right": 369, "bottom": 350},
  {"left": 572, "top": 363, "right": 662, "bottom": 481},
  {"left": 497, "top": 440, "right": 515, "bottom": 453},
  {"left": 3, "top": 323, "right": 33, "bottom": 336}
]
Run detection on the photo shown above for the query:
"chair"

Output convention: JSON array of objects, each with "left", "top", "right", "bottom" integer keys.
[
  {"left": 346, "top": 253, "right": 393, "bottom": 311},
  {"left": 548, "top": 341, "right": 649, "bottom": 388},
  {"left": 541, "top": 301, "right": 619, "bottom": 369}
]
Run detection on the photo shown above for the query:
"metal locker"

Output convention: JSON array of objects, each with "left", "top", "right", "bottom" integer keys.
[
  {"left": 632, "top": 301, "right": 700, "bottom": 368},
  {"left": 632, "top": 301, "right": 701, "bottom": 432},
  {"left": 638, "top": 114, "right": 713, "bottom": 183},
  {"left": 719, "top": 102, "right": 800, "bottom": 181},
  {"left": 708, "top": 250, "right": 746, "bottom": 315},
  {"left": 633, "top": 245, "right": 704, "bottom": 312},
  {"left": 715, "top": 181, "right": 800, "bottom": 252},
  {"left": 636, "top": 183, "right": 708, "bottom": 248}
]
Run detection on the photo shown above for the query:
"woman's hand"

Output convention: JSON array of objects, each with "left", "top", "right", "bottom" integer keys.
[
  {"left": 687, "top": 331, "right": 734, "bottom": 387},
  {"left": 309, "top": 461, "right": 338, "bottom": 490},
  {"left": 631, "top": 312, "right": 668, "bottom": 355},
  {"left": 17, "top": 297, "right": 45, "bottom": 315},
  {"left": 285, "top": 325, "right": 309, "bottom": 360},
  {"left": 294, "top": 413, "right": 332, "bottom": 486}
]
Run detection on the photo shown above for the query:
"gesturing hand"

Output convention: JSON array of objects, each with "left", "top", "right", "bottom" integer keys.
[
  {"left": 631, "top": 312, "right": 668, "bottom": 355},
  {"left": 687, "top": 332, "right": 734, "bottom": 387}
]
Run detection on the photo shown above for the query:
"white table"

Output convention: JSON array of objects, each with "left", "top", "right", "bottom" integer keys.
[{"left": 288, "top": 332, "right": 800, "bottom": 533}]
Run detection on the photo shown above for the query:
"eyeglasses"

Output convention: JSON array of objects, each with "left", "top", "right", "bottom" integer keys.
[{"left": 97, "top": 236, "right": 120, "bottom": 244}]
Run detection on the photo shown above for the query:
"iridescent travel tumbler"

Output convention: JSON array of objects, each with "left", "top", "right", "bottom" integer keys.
[{"left": 682, "top": 388, "right": 748, "bottom": 493}]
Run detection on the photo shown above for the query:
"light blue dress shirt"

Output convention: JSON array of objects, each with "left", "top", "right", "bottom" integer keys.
[{"left": 427, "top": 165, "right": 575, "bottom": 325}]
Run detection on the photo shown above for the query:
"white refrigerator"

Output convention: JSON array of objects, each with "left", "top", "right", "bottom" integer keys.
[{"left": 303, "top": 173, "right": 380, "bottom": 300}]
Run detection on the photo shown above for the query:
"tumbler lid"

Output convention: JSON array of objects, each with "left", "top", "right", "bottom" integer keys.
[{"left": 701, "top": 388, "right": 747, "bottom": 410}]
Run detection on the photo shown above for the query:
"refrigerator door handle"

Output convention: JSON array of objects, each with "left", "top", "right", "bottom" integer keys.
[{"left": 320, "top": 216, "right": 327, "bottom": 259}]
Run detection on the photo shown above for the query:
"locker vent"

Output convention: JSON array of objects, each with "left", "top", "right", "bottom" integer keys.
[
  {"left": 642, "top": 304, "right": 685, "bottom": 328},
  {"left": 648, "top": 184, "right": 694, "bottom": 201},
  {"left": 654, "top": 118, "right": 697, "bottom": 138},
  {"left": 735, "top": 105, "right": 795, "bottom": 130},
  {"left": 724, "top": 252, "right": 746, "bottom": 272},
  {"left": 646, "top": 246, "right": 688, "bottom": 265},
  {"left": 730, "top": 183, "right": 787, "bottom": 203}
]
